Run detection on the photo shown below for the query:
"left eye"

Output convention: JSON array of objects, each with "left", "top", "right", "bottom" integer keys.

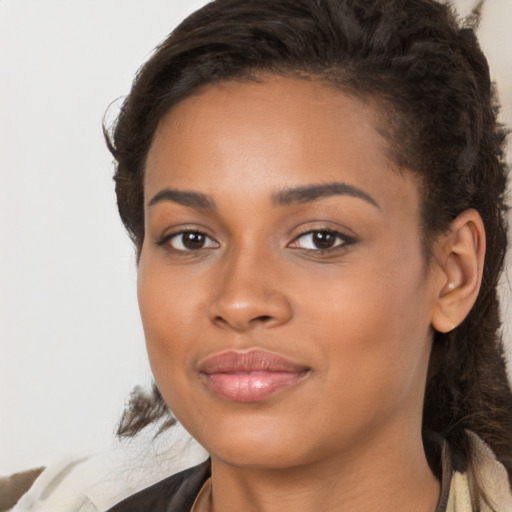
[
  {"left": 288, "top": 230, "right": 351, "bottom": 250},
  {"left": 164, "top": 231, "right": 219, "bottom": 251}
]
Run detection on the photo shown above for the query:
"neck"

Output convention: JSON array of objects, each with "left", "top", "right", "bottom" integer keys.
[{"left": 208, "top": 427, "right": 440, "bottom": 512}]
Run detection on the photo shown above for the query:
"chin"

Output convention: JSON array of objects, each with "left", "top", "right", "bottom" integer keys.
[
  {"left": 211, "top": 443, "right": 312, "bottom": 470},
  {"left": 186, "top": 414, "right": 325, "bottom": 470}
]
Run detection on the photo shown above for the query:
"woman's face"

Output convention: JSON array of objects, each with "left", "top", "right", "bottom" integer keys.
[{"left": 138, "top": 76, "right": 441, "bottom": 469}]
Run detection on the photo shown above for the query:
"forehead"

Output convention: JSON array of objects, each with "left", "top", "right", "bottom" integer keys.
[{"left": 145, "top": 76, "right": 419, "bottom": 216}]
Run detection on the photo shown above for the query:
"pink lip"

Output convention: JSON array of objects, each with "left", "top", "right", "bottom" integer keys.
[{"left": 198, "top": 350, "right": 310, "bottom": 402}]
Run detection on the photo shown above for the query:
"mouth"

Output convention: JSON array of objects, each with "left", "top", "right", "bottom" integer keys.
[{"left": 197, "top": 349, "right": 310, "bottom": 402}]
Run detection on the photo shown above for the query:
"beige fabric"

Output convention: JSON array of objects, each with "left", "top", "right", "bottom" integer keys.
[
  {"left": 446, "top": 433, "right": 512, "bottom": 511},
  {"left": 11, "top": 425, "right": 207, "bottom": 512}
]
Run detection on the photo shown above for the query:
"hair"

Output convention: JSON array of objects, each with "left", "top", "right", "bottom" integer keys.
[{"left": 106, "top": 0, "right": 512, "bottom": 507}]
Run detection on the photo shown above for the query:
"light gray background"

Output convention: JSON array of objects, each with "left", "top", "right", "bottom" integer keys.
[{"left": 1, "top": 0, "right": 511, "bottom": 476}]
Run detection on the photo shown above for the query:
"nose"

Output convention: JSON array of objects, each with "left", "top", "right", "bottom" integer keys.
[{"left": 208, "top": 249, "right": 293, "bottom": 332}]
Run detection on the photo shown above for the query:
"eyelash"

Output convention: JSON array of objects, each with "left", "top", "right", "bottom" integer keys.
[
  {"left": 156, "top": 228, "right": 355, "bottom": 255},
  {"left": 155, "top": 229, "right": 218, "bottom": 252},
  {"left": 288, "top": 229, "right": 355, "bottom": 253}
]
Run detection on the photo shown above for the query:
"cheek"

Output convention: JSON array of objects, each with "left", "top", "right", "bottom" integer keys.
[
  {"left": 137, "top": 258, "right": 197, "bottom": 384},
  {"left": 300, "top": 242, "right": 432, "bottom": 399},
  {"left": 137, "top": 273, "right": 208, "bottom": 428}
]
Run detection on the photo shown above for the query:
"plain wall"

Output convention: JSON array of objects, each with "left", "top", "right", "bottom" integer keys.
[
  {"left": 1, "top": 0, "right": 511, "bottom": 476},
  {"left": 0, "top": 0, "right": 210, "bottom": 475}
]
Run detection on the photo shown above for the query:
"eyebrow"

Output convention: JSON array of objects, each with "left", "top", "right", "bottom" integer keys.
[
  {"left": 147, "top": 182, "right": 380, "bottom": 211},
  {"left": 148, "top": 189, "right": 216, "bottom": 210},
  {"left": 273, "top": 182, "right": 380, "bottom": 210}
]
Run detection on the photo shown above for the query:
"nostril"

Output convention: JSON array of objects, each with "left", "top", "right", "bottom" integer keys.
[
  {"left": 253, "top": 315, "right": 273, "bottom": 323},
  {"left": 213, "top": 314, "right": 274, "bottom": 329},
  {"left": 214, "top": 316, "right": 228, "bottom": 325}
]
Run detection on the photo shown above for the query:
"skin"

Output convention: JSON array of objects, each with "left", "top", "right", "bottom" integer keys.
[{"left": 138, "top": 76, "right": 483, "bottom": 512}]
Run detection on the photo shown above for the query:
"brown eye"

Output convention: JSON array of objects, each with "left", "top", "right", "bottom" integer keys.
[
  {"left": 311, "top": 231, "right": 337, "bottom": 249},
  {"left": 182, "top": 232, "right": 206, "bottom": 249},
  {"left": 165, "top": 231, "right": 219, "bottom": 251},
  {"left": 288, "top": 229, "right": 353, "bottom": 251}
]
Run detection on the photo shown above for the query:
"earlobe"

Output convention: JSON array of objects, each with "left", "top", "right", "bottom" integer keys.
[{"left": 431, "top": 209, "right": 486, "bottom": 333}]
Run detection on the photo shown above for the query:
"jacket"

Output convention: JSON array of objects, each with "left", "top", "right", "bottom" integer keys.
[{"left": 106, "top": 434, "right": 512, "bottom": 512}]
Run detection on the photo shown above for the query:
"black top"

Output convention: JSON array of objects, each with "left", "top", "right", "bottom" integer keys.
[
  {"left": 107, "top": 438, "right": 455, "bottom": 512},
  {"left": 107, "top": 460, "right": 211, "bottom": 512}
]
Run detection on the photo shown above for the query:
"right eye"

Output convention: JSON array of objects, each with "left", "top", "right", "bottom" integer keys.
[{"left": 158, "top": 230, "right": 219, "bottom": 251}]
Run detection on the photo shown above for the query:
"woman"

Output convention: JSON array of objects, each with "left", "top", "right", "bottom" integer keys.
[{"left": 104, "top": 0, "right": 512, "bottom": 510}]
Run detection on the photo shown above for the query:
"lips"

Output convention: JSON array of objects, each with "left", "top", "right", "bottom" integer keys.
[{"left": 198, "top": 350, "right": 310, "bottom": 402}]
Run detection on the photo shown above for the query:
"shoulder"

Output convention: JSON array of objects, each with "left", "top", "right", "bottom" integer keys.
[
  {"left": 446, "top": 432, "right": 512, "bottom": 512},
  {"left": 106, "top": 460, "right": 211, "bottom": 512},
  {"left": 9, "top": 429, "right": 208, "bottom": 512},
  {"left": 0, "top": 467, "right": 45, "bottom": 512}
]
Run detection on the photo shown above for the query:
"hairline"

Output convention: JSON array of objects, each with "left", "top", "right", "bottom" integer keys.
[{"left": 137, "top": 69, "right": 437, "bottom": 264}]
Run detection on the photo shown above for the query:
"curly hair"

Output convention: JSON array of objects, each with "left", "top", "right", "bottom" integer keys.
[{"left": 106, "top": 0, "right": 512, "bottom": 507}]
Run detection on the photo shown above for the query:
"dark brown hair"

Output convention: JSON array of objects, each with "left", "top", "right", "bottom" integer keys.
[{"left": 106, "top": 0, "right": 512, "bottom": 507}]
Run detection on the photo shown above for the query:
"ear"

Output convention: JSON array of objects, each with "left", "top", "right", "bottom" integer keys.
[{"left": 431, "top": 209, "right": 486, "bottom": 333}]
